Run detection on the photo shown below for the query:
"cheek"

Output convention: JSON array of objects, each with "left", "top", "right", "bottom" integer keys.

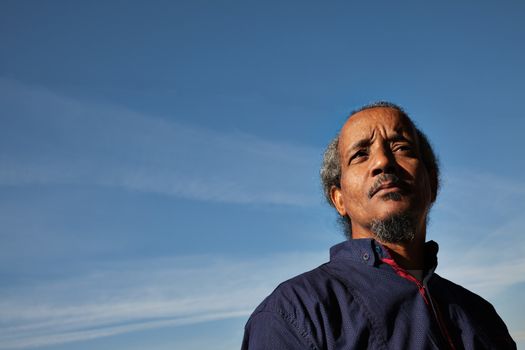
[
  {"left": 341, "top": 173, "right": 359, "bottom": 197},
  {"left": 399, "top": 161, "right": 432, "bottom": 203},
  {"left": 341, "top": 174, "right": 368, "bottom": 211}
]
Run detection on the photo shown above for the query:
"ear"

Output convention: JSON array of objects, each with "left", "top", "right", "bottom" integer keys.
[{"left": 330, "top": 185, "right": 348, "bottom": 217}]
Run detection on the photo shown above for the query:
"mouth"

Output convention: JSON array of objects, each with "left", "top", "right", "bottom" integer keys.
[{"left": 369, "top": 181, "right": 408, "bottom": 199}]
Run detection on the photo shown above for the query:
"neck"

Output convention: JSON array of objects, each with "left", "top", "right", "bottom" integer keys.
[
  {"left": 381, "top": 237, "right": 425, "bottom": 269},
  {"left": 383, "top": 214, "right": 429, "bottom": 269}
]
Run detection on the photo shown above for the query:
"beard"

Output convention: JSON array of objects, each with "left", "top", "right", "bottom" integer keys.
[{"left": 369, "top": 212, "right": 416, "bottom": 243}]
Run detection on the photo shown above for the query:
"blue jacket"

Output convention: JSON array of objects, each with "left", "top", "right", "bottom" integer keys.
[{"left": 242, "top": 239, "right": 516, "bottom": 349}]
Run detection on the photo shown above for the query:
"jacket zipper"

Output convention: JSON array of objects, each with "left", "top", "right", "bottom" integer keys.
[{"left": 381, "top": 257, "right": 456, "bottom": 350}]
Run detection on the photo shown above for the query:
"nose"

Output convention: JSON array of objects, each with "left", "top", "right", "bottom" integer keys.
[{"left": 370, "top": 145, "right": 396, "bottom": 177}]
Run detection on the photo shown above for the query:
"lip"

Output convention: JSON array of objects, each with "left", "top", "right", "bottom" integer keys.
[{"left": 371, "top": 182, "right": 404, "bottom": 198}]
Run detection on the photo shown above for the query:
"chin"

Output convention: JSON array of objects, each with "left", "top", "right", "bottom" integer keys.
[{"left": 375, "top": 200, "right": 412, "bottom": 217}]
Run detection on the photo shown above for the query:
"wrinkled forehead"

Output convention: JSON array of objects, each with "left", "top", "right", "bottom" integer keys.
[{"left": 339, "top": 107, "right": 417, "bottom": 151}]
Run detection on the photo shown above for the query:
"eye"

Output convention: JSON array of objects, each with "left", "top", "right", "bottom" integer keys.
[
  {"left": 393, "top": 144, "right": 415, "bottom": 155},
  {"left": 349, "top": 149, "right": 368, "bottom": 164},
  {"left": 394, "top": 145, "right": 411, "bottom": 151}
]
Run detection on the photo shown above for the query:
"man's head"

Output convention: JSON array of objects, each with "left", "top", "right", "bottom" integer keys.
[{"left": 320, "top": 102, "right": 440, "bottom": 242}]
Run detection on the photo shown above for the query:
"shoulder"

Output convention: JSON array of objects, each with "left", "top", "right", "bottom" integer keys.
[
  {"left": 243, "top": 263, "right": 363, "bottom": 349},
  {"left": 430, "top": 273, "right": 497, "bottom": 310},
  {"left": 250, "top": 263, "right": 335, "bottom": 320},
  {"left": 243, "top": 265, "right": 331, "bottom": 350},
  {"left": 430, "top": 273, "right": 516, "bottom": 348}
]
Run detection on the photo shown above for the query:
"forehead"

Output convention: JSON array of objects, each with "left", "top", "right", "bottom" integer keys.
[{"left": 339, "top": 107, "right": 416, "bottom": 149}]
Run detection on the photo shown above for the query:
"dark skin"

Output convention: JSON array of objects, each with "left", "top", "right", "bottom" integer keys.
[{"left": 330, "top": 107, "right": 434, "bottom": 269}]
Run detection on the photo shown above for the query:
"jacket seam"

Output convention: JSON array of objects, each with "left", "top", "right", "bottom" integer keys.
[
  {"left": 320, "top": 265, "right": 388, "bottom": 350},
  {"left": 275, "top": 309, "right": 319, "bottom": 350}
]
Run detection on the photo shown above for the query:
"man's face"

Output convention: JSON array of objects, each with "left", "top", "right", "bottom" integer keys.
[{"left": 330, "top": 107, "right": 433, "bottom": 240}]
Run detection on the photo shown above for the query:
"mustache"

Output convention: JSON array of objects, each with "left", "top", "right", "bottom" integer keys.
[{"left": 367, "top": 174, "right": 407, "bottom": 199}]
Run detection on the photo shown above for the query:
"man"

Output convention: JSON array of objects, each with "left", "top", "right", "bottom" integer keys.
[{"left": 241, "top": 102, "right": 516, "bottom": 349}]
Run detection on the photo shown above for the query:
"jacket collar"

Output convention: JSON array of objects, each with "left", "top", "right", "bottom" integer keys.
[{"left": 330, "top": 238, "right": 440, "bottom": 271}]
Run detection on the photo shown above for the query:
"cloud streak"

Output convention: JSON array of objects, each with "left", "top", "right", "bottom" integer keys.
[
  {"left": 437, "top": 214, "right": 525, "bottom": 298},
  {"left": 0, "top": 78, "right": 320, "bottom": 206},
  {"left": 0, "top": 252, "right": 327, "bottom": 349},
  {"left": 431, "top": 170, "right": 525, "bottom": 292}
]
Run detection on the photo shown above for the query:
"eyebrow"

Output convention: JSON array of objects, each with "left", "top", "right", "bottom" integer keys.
[
  {"left": 344, "top": 133, "right": 413, "bottom": 159},
  {"left": 389, "top": 134, "right": 412, "bottom": 143}
]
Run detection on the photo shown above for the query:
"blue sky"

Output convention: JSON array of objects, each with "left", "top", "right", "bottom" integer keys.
[{"left": 1, "top": 1, "right": 524, "bottom": 349}]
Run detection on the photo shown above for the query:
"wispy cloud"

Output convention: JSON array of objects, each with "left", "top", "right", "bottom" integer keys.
[
  {"left": 437, "top": 215, "right": 525, "bottom": 297},
  {"left": 0, "top": 252, "right": 327, "bottom": 349},
  {"left": 432, "top": 170, "right": 525, "bottom": 296},
  {"left": 0, "top": 78, "right": 320, "bottom": 206},
  {"left": 430, "top": 170, "right": 525, "bottom": 342}
]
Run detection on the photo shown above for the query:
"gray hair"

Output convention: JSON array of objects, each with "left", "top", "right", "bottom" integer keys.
[{"left": 320, "top": 101, "right": 440, "bottom": 238}]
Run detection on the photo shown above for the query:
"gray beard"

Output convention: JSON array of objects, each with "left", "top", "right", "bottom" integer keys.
[{"left": 369, "top": 212, "right": 416, "bottom": 243}]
